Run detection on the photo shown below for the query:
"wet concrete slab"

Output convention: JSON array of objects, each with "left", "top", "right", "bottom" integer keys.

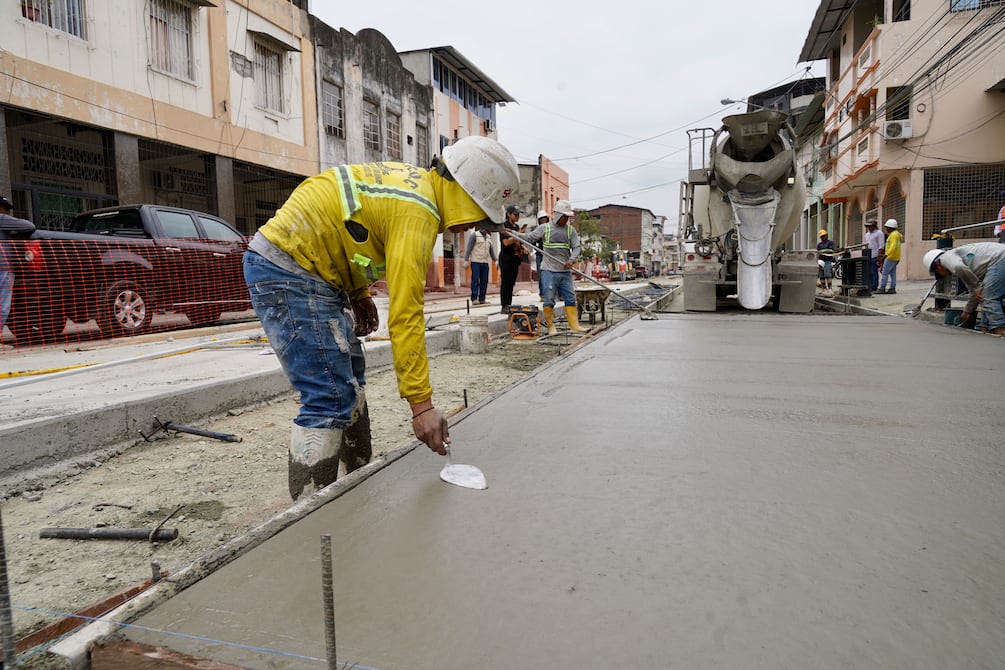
[{"left": 121, "top": 313, "right": 1005, "bottom": 669}]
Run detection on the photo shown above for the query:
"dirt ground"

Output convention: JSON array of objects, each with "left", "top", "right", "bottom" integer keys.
[{"left": 2, "top": 336, "right": 565, "bottom": 664}]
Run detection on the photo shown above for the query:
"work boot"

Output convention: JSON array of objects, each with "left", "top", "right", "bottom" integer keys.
[
  {"left": 565, "top": 306, "right": 588, "bottom": 333},
  {"left": 340, "top": 394, "right": 372, "bottom": 476},
  {"left": 543, "top": 306, "right": 558, "bottom": 335},
  {"left": 991, "top": 326, "right": 1005, "bottom": 336},
  {"left": 289, "top": 425, "right": 343, "bottom": 501}
]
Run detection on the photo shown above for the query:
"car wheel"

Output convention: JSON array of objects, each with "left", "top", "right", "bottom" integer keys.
[
  {"left": 10, "top": 308, "right": 67, "bottom": 344},
  {"left": 97, "top": 280, "right": 151, "bottom": 337}
]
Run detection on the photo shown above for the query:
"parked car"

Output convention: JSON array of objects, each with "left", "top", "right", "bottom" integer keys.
[
  {"left": 635, "top": 266, "right": 649, "bottom": 279},
  {"left": 11, "top": 204, "right": 251, "bottom": 342}
]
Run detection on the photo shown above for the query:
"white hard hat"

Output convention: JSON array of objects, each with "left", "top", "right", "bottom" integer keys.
[
  {"left": 554, "top": 200, "right": 575, "bottom": 217},
  {"left": 440, "top": 136, "right": 520, "bottom": 224},
  {"left": 923, "top": 249, "right": 945, "bottom": 274},
  {"left": 536, "top": 209, "right": 548, "bottom": 220},
  {"left": 884, "top": 218, "right": 898, "bottom": 229}
]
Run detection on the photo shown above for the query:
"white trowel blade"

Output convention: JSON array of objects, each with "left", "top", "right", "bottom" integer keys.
[{"left": 439, "top": 445, "right": 487, "bottom": 490}]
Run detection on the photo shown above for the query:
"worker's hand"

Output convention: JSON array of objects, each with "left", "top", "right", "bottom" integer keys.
[
  {"left": 410, "top": 405, "right": 449, "bottom": 455},
  {"left": 961, "top": 311, "right": 976, "bottom": 327},
  {"left": 351, "top": 297, "right": 379, "bottom": 336},
  {"left": 564, "top": 261, "right": 574, "bottom": 269},
  {"left": 463, "top": 261, "right": 468, "bottom": 268}
]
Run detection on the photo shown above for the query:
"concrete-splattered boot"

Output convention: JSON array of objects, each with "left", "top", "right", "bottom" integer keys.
[
  {"left": 543, "top": 306, "right": 558, "bottom": 335},
  {"left": 565, "top": 306, "right": 588, "bottom": 333},
  {"left": 289, "top": 425, "right": 342, "bottom": 501},
  {"left": 339, "top": 392, "right": 372, "bottom": 476}
]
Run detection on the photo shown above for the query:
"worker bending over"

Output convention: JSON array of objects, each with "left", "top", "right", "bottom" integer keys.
[{"left": 924, "top": 242, "right": 1005, "bottom": 335}]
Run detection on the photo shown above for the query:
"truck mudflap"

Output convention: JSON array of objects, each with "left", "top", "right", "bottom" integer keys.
[
  {"left": 731, "top": 189, "right": 779, "bottom": 310},
  {"left": 682, "top": 258, "right": 722, "bottom": 312},
  {"left": 774, "top": 250, "right": 818, "bottom": 313}
]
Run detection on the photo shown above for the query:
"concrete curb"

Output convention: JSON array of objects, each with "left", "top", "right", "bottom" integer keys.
[{"left": 1, "top": 318, "right": 511, "bottom": 487}]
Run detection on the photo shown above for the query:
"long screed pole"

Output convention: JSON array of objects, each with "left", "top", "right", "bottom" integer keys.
[
  {"left": 509, "top": 233, "right": 658, "bottom": 317},
  {"left": 0, "top": 506, "right": 18, "bottom": 668}
]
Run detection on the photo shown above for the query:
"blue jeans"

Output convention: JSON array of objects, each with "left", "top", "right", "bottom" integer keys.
[
  {"left": 0, "top": 271, "right": 12, "bottom": 333},
  {"left": 879, "top": 259, "right": 899, "bottom": 290},
  {"left": 981, "top": 259, "right": 1005, "bottom": 329},
  {"left": 541, "top": 270, "right": 576, "bottom": 307},
  {"left": 469, "top": 261, "right": 489, "bottom": 302},
  {"left": 243, "top": 252, "right": 366, "bottom": 429}
]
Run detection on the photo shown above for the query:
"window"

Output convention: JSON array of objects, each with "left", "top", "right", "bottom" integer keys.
[
  {"left": 322, "top": 81, "right": 344, "bottom": 138},
  {"left": 416, "top": 124, "right": 429, "bottom": 168},
  {"left": 198, "top": 216, "right": 243, "bottom": 240},
  {"left": 156, "top": 210, "right": 200, "bottom": 239},
  {"left": 386, "top": 112, "right": 402, "bottom": 160},
  {"left": 254, "top": 40, "right": 284, "bottom": 113},
  {"left": 950, "top": 0, "right": 1003, "bottom": 10},
  {"left": 22, "top": 0, "right": 85, "bottom": 38},
  {"left": 149, "top": 0, "right": 193, "bottom": 79},
  {"left": 363, "top": 100, "right": 380, "bottom": 151},
  {"left": 885, "top": 86, "right": 911, "bottom": 120}
]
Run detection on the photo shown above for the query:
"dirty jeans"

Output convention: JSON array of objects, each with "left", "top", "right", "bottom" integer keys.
[
  {"left": 0, "top": 271, "right": 12, "bottom": 333},
  {"left": 879, "top": 259, "right": 899, "bottom": 290},
  {"left": 980, "top": 259, "right": 1005, "bottom": 330},
  {"left": 243, "top": 251, "right": 366, "bottom": 429},
  {"left": 541, "top": 270, "right": 576, "bottom": 307}
]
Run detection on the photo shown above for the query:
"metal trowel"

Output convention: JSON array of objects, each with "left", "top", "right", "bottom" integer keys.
[{"left": 439, "top": 443, "right": 487, "bottom": 490}]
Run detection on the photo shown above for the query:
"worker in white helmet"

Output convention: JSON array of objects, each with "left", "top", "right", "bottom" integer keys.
[
  {"left": 924, "top": 243, "right": 1005, "bottom": 335},
  {"left": 534, "top": 209, "right": 549, "bottom": 299},
  {"left": 244, "top": 136, "right": 521, "bottom": 499},
  {"left": 520, "top": 199, "right": 588, "bottom": 335}
]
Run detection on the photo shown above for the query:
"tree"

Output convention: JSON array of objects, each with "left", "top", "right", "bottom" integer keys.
[{"left": 574, "top": 212, "right": 617, "bottom": 264}]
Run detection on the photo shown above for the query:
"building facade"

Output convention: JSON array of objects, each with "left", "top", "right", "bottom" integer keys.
[{"left": 800, "top": 0, "right": 1005, "bottom": 279}]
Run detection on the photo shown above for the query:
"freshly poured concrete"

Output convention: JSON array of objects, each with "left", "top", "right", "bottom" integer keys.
[{"left": 125, "top": 313, "right": 1005, "bottom": 669}]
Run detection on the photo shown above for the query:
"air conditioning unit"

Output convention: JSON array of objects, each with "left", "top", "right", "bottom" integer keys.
[
  {"left": 483, "top": 118, "right": 495, "bottom": 133},
  {"left": 882, "top": 120, "right": 913, "bottom": 140}
]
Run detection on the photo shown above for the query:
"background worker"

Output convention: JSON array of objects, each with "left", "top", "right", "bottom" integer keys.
[
  {"left": 520, "top": 199, "right": 587, "bottom": 335},
  {"left": 497, "top": 204, "right": 525, "bottom": 314},
  {"left": 534, "top": 209, "right": 549, "bottom": 299},
  {"left": 864, "top": 220, "right": 884, "bottom": 293},
  {"left": 0, "top": 195, "right": 36, "bottom": 348},
  {"left": 816, "top": 229, "right": 836, "bottom": 294},
  {"left": 877, "top": 218, "right": 903, "bottom": 294},
  {"left": 463, "top": 223, "right": 496, "bottom": 305},
  {"left": 243, "top": 136, "right": 520, "bottom": 499},
  {"left": 996, "top": 190, "right": 1005, "bottom": 243},
  {"left": 924, "top": 243, "right": 1005, "bottom": 335}
]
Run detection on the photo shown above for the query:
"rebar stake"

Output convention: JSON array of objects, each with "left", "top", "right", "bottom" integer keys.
[
  {"left": 321, "top": 534, "right": 337, "bottom": 670},
  {"left": 0, "top": 506, "right": 18, "bottom": 669}
]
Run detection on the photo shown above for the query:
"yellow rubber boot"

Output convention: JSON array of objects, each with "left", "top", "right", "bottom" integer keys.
[
  {"left": 565, "top": 306, "right": 588, "bottom": 333},
  {"left": 543, "top": 306, "right": 558, "bottom": 335}
]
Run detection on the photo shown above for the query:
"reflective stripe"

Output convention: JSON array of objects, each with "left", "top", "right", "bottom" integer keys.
[
  {"left": 357, "top": 181, "right": 441, "bottom": 221},
  {"left": 543, "top": 223, "right": 571, "bottom": 250},
  {"left": 334, "top": 166, "right": 361, "bottom": 216}
]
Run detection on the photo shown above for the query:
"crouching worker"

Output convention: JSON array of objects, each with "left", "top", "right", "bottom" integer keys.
[
  {"left": 243, "top": 136, "right": 520, "bottom": 499},
  {"left": 924, "top": 242, "right": 1005, "bottom": 336}
]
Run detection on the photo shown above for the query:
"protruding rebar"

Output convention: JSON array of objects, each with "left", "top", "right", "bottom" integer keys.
[
  {"left": 321, "top": 534, "right": 337, "bottom": 670},
  {"left": 0, "top": 506, "right": 19, "bottom": 668}
]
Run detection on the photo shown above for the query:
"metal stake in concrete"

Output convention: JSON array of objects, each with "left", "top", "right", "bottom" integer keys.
[
  {"left": 0, "top": 506, "right": 18, "bottom": 668},
  {"left": 321, "top": 534, "right": 337, "bottom": 670}
]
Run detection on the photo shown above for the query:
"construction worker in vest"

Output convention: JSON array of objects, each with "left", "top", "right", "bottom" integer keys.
[
  {"left": 243, "top": 136, "right": 520, "bottom": 500},
  {"left": 520, "top": 199, "right": 587, "bottom": 335}
]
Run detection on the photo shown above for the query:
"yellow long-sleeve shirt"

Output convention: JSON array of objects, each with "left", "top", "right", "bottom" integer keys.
[{"left": 258, "top": 162, "right": 487, "bottom": 404}]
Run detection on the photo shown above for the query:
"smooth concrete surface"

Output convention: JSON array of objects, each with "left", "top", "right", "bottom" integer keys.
[{"left": 114, "top": 312, "right": 1004, "bottom": 669}]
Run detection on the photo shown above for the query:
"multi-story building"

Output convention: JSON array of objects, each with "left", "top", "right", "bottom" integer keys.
[
  {"left": 799, "top": 0, "right": 1005, "bottom": 278},
  {"left": 1, "top": 2, "right": 518, "bottom": 291},
  {"left": 586, "top": 204, "right": 657, "bottom": 270}
]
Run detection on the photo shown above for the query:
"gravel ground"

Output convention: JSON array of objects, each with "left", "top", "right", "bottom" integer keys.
[{"left": 2, "top": 336, "right": 565, "bottom": 666}]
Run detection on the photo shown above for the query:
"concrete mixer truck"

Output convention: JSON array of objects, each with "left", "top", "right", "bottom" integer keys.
[{"left": 677, "top": 110, "right": 817, "bottom": 312}]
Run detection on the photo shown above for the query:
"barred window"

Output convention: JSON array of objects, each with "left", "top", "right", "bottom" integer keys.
[
  {"left": 149, "top": 0, "right": 193, "bottom": 79},
  {"left": 363, "top": 100, "right": 380, "bottom": 151},
  {"left": 386, "top": 112, "right": 402, "bottom": 160},
  {"left": 415, "top": 124, "right": 429, "bottom": 168},
  {"left": 950, "top": 0, "right": 1004, "bottom": 11},
  {"left": 254, "top": 40, "right": 284, "bottom": 113},
  {"left": 922, "top": 163, "right": 1005, "bottom": 240},
  {"left": 322, "top": 81, "right": 344, "bottom": 138},
  {"left": 22, "top": 0, "right": 85, "bottom": 38}
]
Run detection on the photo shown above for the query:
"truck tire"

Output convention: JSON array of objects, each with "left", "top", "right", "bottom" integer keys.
[
  {"left": 97, "top": 280, "right": 151, "bottom": 337},
  {"left": 10, "top": 308, "right": 67, "bottom": 344}
]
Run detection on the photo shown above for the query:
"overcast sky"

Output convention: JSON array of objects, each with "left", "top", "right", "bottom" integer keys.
[{"left": 308, "top": 1, "right": 826, "bottom": 224}]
